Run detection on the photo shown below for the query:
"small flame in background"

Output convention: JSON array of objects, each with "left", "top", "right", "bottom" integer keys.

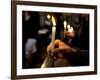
[
  {"left": 47, "top": 15, "right": 51, "bottom": 19},
  {"left": 64, "top": 21, "right": 67, "bottom": 30},
  {"left": 67, "top": 25, "right": 70, "bottom": 30},
  {"left": 68, "top": 27, "right": 73, "bottom": 32}
]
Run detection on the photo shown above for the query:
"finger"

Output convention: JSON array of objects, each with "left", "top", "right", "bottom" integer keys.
[
  {"left": 54, "top": 39, "right": 65, "bottom": 47},
  {"left": 47, "top": 39, "right": 62, "bottom": 54},
  {"left": 52, "top": 48, "right": 61, "bottom": 54},
  {"left": 64, "top": 31, "right": 70, "bottom": 34},
  {"left": 54, "top": 39, "right": 60, "bottom": 46},
  {"left": 52, "top": 48, "right": 68, "bottom": 55},
  {"left": 47, "top": 39, "right": 60, "bottom": 50},
  {"left": 52, "top": 48, "right": 69, "bottom": 58},
  {"left": 47, "top": 48, "right": 62, "bottom": 57},
  {"left": 47, "top": 43, "right": 52, "bottom": 53}
]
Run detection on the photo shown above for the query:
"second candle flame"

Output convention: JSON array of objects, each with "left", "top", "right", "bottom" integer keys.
[
  {"left": 64, "top": 21, "right": 67, "bottom": 31},
  {"left": 68, "top": 27, "right": 73, "bottom": 32}
]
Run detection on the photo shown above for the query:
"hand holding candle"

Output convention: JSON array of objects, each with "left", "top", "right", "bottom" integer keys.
[
  {"left": 41, "top": 16, "right": 56, "bottom": 68},
  {"left": 63, "top": 21, "right": 74, "bottom": 44}
]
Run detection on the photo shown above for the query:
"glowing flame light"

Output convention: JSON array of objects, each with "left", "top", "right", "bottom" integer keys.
[
  {"left": 52, "top": 16, "right": 56, "bottom": 27},
  {"left": 47, "top": 15, "right": 51, "bottom": 19},
  {"left": 68, "top": 27, "right": 73, "bottom": 32},
  {"left": 64, "top": 21, "right": 67, "bottom": 31},
  {"left": 67, "top": 25, "right": 71, "bottom": 30}
]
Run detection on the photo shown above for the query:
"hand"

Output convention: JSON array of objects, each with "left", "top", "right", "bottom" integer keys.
[
  {"left": 64, "top": 31, "right": 75, "bottom": 38},
  {"left": 47, "top": 39, "right": 77, "bottom": 58}
]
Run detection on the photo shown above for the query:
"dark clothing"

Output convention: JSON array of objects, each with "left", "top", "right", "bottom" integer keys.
[
  {"left": 63, "top": 16, "right": 89, "bottom": 66},
  {"left": 68, "top": 50, "right": 89, "bottom": 66},
  {"left": 70, "top": 16, "right": 89, "bottom": 50},
  {"left": 22, "top": 11, "right": 40, "bottom": 68}
]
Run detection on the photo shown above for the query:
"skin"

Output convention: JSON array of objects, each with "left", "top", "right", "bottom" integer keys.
[
  {"left": 47, "top": 39, "right": 77, "bottom": 58},
  {"left": 46, "top": 31, "right": 77, "bottom": 67},
  {"left": 64, "top": 31, "right": 75, "bottom": 38}
]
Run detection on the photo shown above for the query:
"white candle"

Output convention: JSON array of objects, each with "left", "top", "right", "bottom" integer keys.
[
  {"left": 64, "top": 21, "right": 67, "bottom": 32},
  {"left": 63, "top": 21, "right": 67, "bottom": 38},
  {"left": 51, "top": 26, "right": 56, "bottom": 51},
  {"left": 51, "top": 16, "right": 56, "bottom": 54}
]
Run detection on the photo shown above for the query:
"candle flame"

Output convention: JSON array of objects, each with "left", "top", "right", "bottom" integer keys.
[
  {"left": 67, "top": 25, "right": 71, "bottom": 30},
  {"left": 68, "top": 27, "right": 73, "bottom": 32},
  {"left": 64, "top": 21, "right": 67, "bottom": 30},
  {"left": 47, "top": 14, "right": 51, "bottom": 19},
  {"left": 64, "top": 21, "right": 67, "bottom": 26},
  {"left": 52, "top": 16, "right": 56, "bottom": 26}
]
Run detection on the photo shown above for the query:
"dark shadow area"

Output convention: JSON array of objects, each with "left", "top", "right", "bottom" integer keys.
[{"left": 22, "top": 11, "right": 89, "bottom": 69}]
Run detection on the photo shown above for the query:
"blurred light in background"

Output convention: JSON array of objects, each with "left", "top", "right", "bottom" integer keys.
[{"left": 47, "top": 14, "right": 51, "bottom": 19}]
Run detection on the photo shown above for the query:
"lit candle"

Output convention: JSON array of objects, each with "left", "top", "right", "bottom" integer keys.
[
  {"left": 68, "top": 27, "right": 73, "bottom": 32},
  {"left": 64, "top": 21, "right": 67, "bottom": 32},
  {"left": 67, "top": 24, "right": 71, "bottom": 30},
  {"left": 68, "top": 27, "right": 73, "bottom": 44},
  {"left": 63, "top": 21, "right": 67, "bottom": 38},
  {"left": 41, "top": 16, "right": 56, "bottom": 68},
  {"left": 51, "top": 16, "right": 56, "bottom": 55}
]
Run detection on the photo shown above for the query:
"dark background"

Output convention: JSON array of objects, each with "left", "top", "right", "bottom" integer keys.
[{"left": 22, "top": 11, "right": 89, "bottom": 69}]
